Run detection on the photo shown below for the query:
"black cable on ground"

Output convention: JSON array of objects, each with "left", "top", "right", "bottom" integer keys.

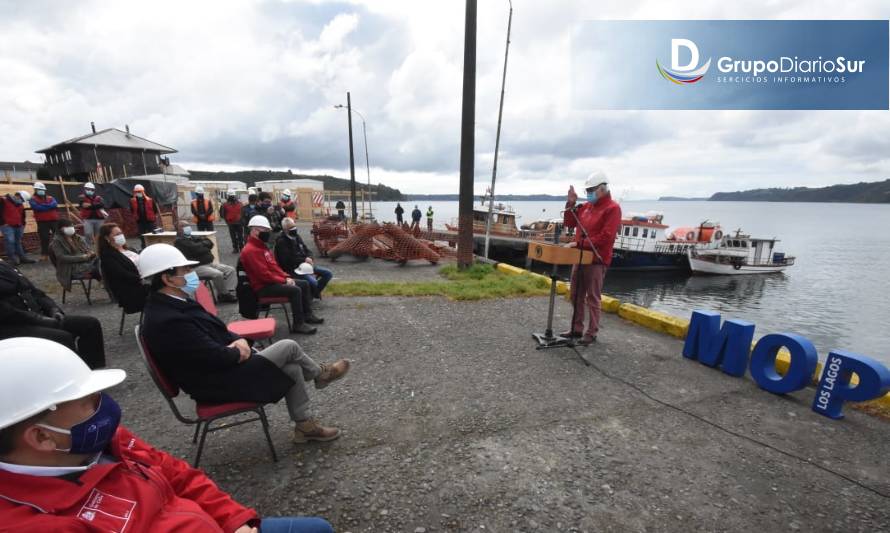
[{"left": 570, "top": 346, "right": 890, "bottom": 501}]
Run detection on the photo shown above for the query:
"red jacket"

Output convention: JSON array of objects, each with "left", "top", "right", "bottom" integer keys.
[
  {"left": 279, "top": 200, "right": 295, "bottom": 212},
  {"left": 29, "top": 195, "right": 60, "bottom": 222},
  {"left": 1, "top": 196, "right": 25, "bottom": 227},
  {"left": 78, "top": 194, "right": 107, "bottom": 220},
  {"left": 130, "top": 196, "right": 157, "bottom": 223},
  {"left": 0, "top": 426, "right": 258, "bottom": 532},
  {"left": 562, "top": 193, "right": 622, "bottom": 266},
  {"left": 240, "top": 235, "right": 288, "bottom": 292},
  {"left": 220, "top": 200, "right": 243, "bottom": 225}
]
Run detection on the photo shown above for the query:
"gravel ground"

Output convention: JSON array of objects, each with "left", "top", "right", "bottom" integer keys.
[{"left": 12, "top": 228, "right": 890, "bottom": 533}]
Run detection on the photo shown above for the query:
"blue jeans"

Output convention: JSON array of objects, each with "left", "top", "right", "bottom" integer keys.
[
  {"left": 296, "top": 266, "right": 332, "bottom": 297},
  {"left": 1, "top": 225, "right": 25, "bottom": 261},
  {"left": 260, "top": 517, "right": 333, "bottom": 533}
]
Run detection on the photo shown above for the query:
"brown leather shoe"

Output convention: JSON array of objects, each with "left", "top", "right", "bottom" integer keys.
[
  {"left": 315, "top": 359, "right": 351, "bottom": 389},
  {"left": 577, "top": 334, "right": 597, "bottom": 346},
  {"left": 293, "top": 418, "right": 341, "bottom": 443},
  {"left": 560, "top": 330, "right": 583, "bottom": 338}
]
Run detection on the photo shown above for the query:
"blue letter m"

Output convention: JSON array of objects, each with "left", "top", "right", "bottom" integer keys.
[{"left": 683, "top": 310, "right": 755, "bottom": 377}]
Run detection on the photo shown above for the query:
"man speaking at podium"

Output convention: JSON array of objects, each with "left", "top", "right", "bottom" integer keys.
[{"left": 562, "top": 171, "right": 622, "bottom": 345}]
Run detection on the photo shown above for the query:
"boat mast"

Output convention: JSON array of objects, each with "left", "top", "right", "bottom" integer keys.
[{"left": 483, "top": 0, "right": 513, "bottom": 258}]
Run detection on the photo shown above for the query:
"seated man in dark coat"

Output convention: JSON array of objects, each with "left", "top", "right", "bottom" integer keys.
[
  {"left": 0, "top": 257, "right": 105, "bottom": 369},
  {"left": 274, "top": 217, "right": 333, "bottom": 298},
  {"left": 138, "top": 244, "right": 350, "bottom": 443}
]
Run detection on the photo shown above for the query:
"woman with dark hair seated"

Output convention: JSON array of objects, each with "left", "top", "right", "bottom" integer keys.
[
  {"left": 49, "top": 219, "right": 102, "bottom": 292},
  {"left": 97, "top": 223, "right": 146, "bottom": 313}
]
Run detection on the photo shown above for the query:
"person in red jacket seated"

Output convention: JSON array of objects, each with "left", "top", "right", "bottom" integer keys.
[
  {"left": 0, "top": 337, "right": 334, "bottom": 533},
  {"left": 240, "top": 215, "right": 322, "bottom": 335},
  {"left": 562, "top": 170, "right": 622, "bottom": 345},
  {"left": 29, "top": 182, "right": 60, "bottom": 260},
  {"left": 129, "top": 183, "right": 159, "bottom": 250}
]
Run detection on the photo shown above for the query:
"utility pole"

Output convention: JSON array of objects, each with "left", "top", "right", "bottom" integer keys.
[
  {"left": 483, "top": 0, "right": 513, "bottom": 258},
  {"left": 457, "top": 0, "right": 477, "bottom": 269},
  {"left": 346, "top": 91, "right": 358, "bottom": 223},
  {"left": 361, "top": 119, "right": 373, "bottom": 219}
]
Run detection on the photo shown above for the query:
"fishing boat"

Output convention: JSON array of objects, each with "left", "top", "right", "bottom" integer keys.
[
  {"left": 687, "top": 230, "right": 795, "bottom": 275},
  {"left": 445, "top": 192, "right": 521, "bottom": 236},
  {"left": 609, "top": 214, "right": 723, "bottom": 271}
]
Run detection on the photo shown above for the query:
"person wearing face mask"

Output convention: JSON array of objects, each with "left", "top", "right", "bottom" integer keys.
[
  {"left": 190, "top": 185, "right": 216, "bottom": 231},
  {"left": 77, "top": 182, "right": 107, "bottom": 247},
  {"left": 220, "top": 190, "right": 245, "bottom": 252},
  {"left": 275, "top": 217, "right": 333, "bottom": 299},
  {"left": 49, "top": 219, "right": 101, "bottom": 293},
  {"left": 128, "top": 183, "right": 159, "bottom": 250},
  {"left": 0, "top": 261, "right": 105, "bottom": 368},
  {"left": 97, "top": 223, "right": 147, "bottom": 314},
  {"left": 279, "top": 189, "right": 296, "bottom": 213},
  {"left": 0, "top": 337, "right": 336, "bottom": 532},
  {"left": 0, "top": 191, "right": 35, "bottom": 265},
  {"left": 140, "top": 244, "right": 349, "bottom": 444},
  {"left": 29, "top": 182, "right": 60, "bottom": 260},
  {"left": 240, "top": 216, "right": 322, "bottom": 334},
  {"left": 259, "top": 192, "right": 284, "bottom": 234},
  {"left": 173, "top": 221, "right": 238, "bottom": 303},
  {"left": 241, "top": 193, "right": 261, "bottom": 241},
  {"left": 562, "top": 170, "right": 622, "bottom": 345}
]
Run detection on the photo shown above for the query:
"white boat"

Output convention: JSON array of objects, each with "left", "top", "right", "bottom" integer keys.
[
  {"left": 610, "top": 215, "right": 724, "bottom": 271},
  {"left": 687, "top": 230, "right": 795, "bottom": 275}
]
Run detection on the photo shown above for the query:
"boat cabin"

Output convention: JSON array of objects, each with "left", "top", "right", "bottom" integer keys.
[{"left": 614, "top": 213, "right": 669, "bottom": 252}]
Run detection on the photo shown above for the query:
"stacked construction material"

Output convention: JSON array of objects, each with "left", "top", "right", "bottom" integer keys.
[{"left": 318, "top": 222, "right": 445, "bottom": 264}]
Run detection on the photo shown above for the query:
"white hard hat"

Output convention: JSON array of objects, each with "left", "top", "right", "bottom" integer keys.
[
  {"left": 295, "top": 262, "right": 314, "bottom": 276},
  {"left": 282, "top": 189, "right": 292, "bottom": 196},
  {"left": 84, "top": 182, "right": 96, "bottom": 190},
  {"left": 133, "top": 184, "right": 145, "bottom": 192},
  {"left": 138, "top": 243, "right": 198, "bottom": 279},
  {"left": 248, "top": 215, "right": 271, "bottom": 230},
  {"left": 17, "top": 191, "right": 31, "bottom": 202},
  {"left": 0, "top": 338, "right": 126, "bottom": 430},
  {"left": 584, "top": 170, "right": 609, "bottom": 190},
  {"left": 194, "top": 185, "right": 204, "bottom": 194},
  {"left": 226, "top": 190, "right": 236, "bottom": 197},
  {"left": 33, "top": 182, "right": 46, "bottom": 191}
]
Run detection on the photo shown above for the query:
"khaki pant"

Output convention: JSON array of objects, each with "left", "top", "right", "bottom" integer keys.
[
  {"left": 257, "top": 339, "right": 321, "bottom": 422},
  {"left": 195, "top": 263, "right": 237, "bottom": 296}
]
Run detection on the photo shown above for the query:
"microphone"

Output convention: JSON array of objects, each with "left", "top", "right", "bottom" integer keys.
[{"left": 562, "top": 202, "right": 586, "bottom": 213}]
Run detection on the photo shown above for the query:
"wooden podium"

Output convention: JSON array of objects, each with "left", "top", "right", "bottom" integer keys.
[{"left": 526, "top": 241, "right": 592, "bottom": 364}]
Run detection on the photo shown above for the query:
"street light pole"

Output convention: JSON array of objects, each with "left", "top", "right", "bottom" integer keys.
[
  {"left": 346, "top": 92, "right": 358, "bottom": 223},
  {"left": 483, "top": 0, "right": 513, "bottom": 258},
  {"left": 457, "top": 0, "right": 477, "bottom": 269},
  {"left": 335, "top": 105, "right": 373, "bottom": 220}
]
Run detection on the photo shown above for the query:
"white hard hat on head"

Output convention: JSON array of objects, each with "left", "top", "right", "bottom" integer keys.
[
  {"left": 138, "top": 243, "right": 198, "bottom": 279},
  {"left": 0, "top": 338, "right": 126, "bottom": 430},
  {"left": 17, "top": 191, "right": 31, "bottom": 202},
  {"left": 133, "top": 184, "right": 145, "bottom": 192},
  {"left": 248, "top": 215, "right": 272, "bottom": 230},
  {"left": 84, "top": 182, "right": 96, "bottom": 189},
  {"left": 282, "top": 189, "right": 292, "bottom": 196},
  {"left": 227, "top": 190, "right": 236, "bottom": 197},
  {"left": 584, "top": 170, "right": 609, "bottom": 190},
  {"left": 33, "top": 182, "right": 46, "bottom": 191},
  {"left": 194, "top": 185, "right": 204, "bottom": 194},
  {"left": 295, "top": 262, "right": 314, "bottom": 276}
]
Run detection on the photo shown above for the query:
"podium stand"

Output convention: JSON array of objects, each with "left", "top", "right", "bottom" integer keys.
[{"left": 528, "top": 241, "right": 593, "bottom": 360}]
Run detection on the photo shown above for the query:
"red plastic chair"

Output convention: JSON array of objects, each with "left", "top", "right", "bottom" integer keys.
[
  {"left": 257, "top": 296, "right": 292, "bottom": 331},
  {"left": 195, "top": 284, "right": 277, "bottom": 347},
  {"left": 134, "top": 325, "right": 278, "bottom": 467}
]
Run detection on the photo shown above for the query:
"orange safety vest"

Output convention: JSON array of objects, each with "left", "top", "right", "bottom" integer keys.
[{"left": 191, "top": 198, "right": 215, "bottom": 223}]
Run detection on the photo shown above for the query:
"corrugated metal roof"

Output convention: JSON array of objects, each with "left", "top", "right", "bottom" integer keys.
[{"left": 36, "top": 128, "right": 177, "bottom": 154}]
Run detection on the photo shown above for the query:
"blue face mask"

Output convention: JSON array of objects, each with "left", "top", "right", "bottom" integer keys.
[
  {"left": 37, "top": 393, "right": 122, "bottom": 455},
  {"left": 586, "top": 191, "right": 597, "bottom": 202},
  {"left": 179, "top": 271, "right": 200, "bottom": 297},
  {"left": 183, "top": 226, "right": 193, "bottom": 237},
  {"left": 36, "top": 190, "right": 46, "bottom": 197},
  {"left": 85, "top": 190, "right": 94, "bottom": 197}
]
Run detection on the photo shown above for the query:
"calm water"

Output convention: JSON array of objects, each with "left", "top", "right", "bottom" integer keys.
[{"left": 374, "top": 200, "right": 890, "bottom": 365}]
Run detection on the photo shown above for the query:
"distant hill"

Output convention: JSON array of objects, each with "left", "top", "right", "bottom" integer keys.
[
  {"left": 187, "top": 169, "right": 405, "bottom": 201},
  {"left": 709, "top": 179, "right": 890, "bottom": 203}
]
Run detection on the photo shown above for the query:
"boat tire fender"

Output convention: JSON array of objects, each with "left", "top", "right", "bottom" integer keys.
[
  {"left": 686, "top": 231, "right": 695, "bottom": 241},
  {"left": 733, "top": 263, "right": 742, "bottom": 270},
  {"left": 714, "top": 230, "right": 723, "bottom": 240}
]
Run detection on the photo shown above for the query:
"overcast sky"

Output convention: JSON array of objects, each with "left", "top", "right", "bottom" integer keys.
[{"left": 2, "top": 0, "right": 889, "bottom": 198}]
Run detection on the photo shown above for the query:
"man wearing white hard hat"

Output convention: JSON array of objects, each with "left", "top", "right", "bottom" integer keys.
[
  {"left": 562, "top": 170, "right": 622, "bottom": 345},
  {"left": 128, "top": 183, "right": 159, "bottom": 250},
  {"left": 240, "top": 215, "right": 322, "bottom": 335},
  {"left": 0, "top": 337, "right": 334, "bottom": 532},
  {"left": 279, "top": 188, "right": 296, "bottom": 214},
  {"left": 220, "top": 189, "right": 245, "bottom": 252},
  {"left": 191, "top": 185, "right": 216, "bottom": 231},
  {"left": 29, "top": 182, "right": 60, "bottom": 260},
  {"left": 77, "top": 181, "right": 107, "bottom": 247},
  {"left": 140, "top": 244, "right": 349, "bottom": 444}
]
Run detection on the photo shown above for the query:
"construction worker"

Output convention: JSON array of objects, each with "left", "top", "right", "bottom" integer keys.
[
  {"left": 77, "top": 182, "right": 107, "bottom": 247},
  {"left": 129, "top": 183, "right": 159, "bottom": 250},
  {"left": 426, "top": 205, "right": 434, "bottom": 232},
  {"left": 190, "top": 185, "right": 215, "bottom": 231},
  {"left": 335, "top": 200, "right": 346, "bottom": 220},
  {"left": 280, "top": 189, "right": 296, "bottom": 215},
  {"left": 0, "top": 337, "right": 335, "bottom": 531},
  {"left": 219, "top": 190, "right": 245, "bottom": 252},
  {"left": 29, "top": 182, "right": 60, "bottom": 260},
  {"left": 562, "top": 170, "right": 622, "bottom": 345},
  {"left": 0, "top": 191, "right": 34, "bottom": 264}
]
